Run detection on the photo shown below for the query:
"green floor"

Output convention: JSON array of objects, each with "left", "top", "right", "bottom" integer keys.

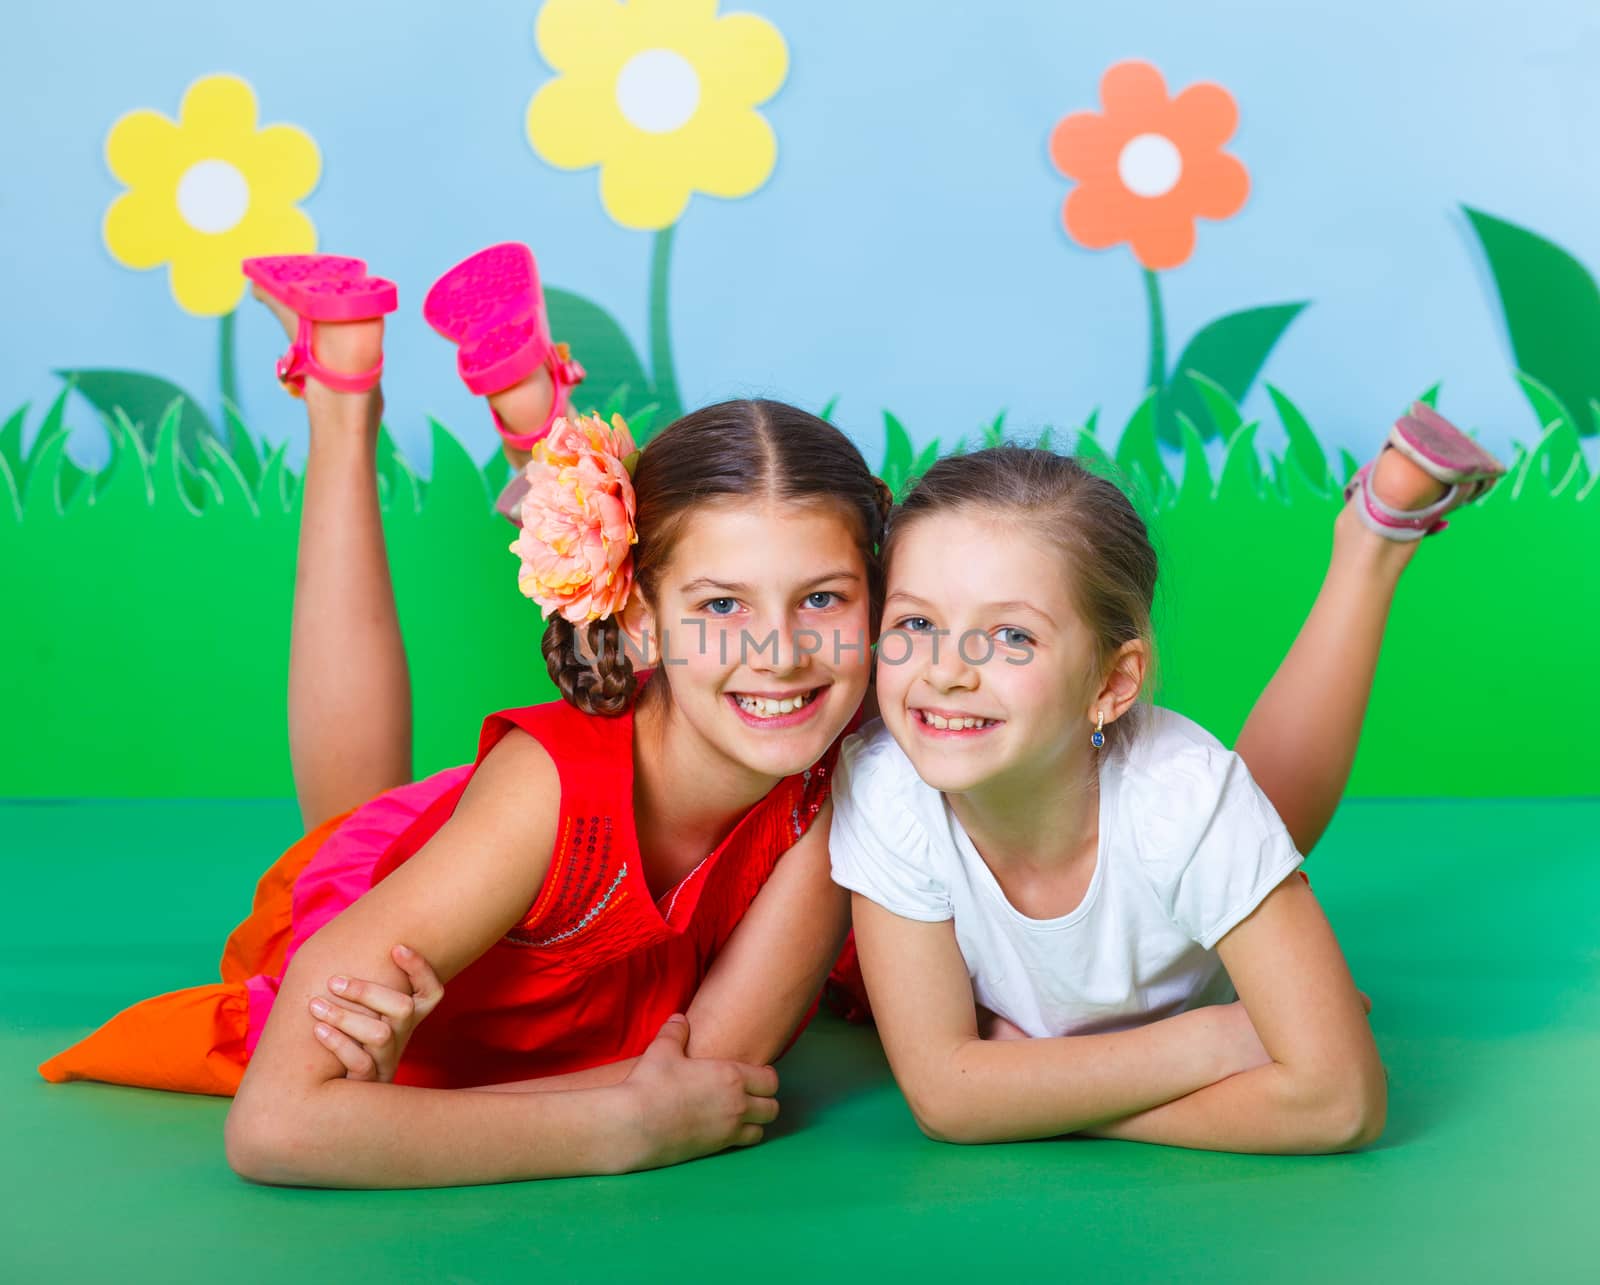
[{"left": 3, "top": 797, "right": 1598, "bottom": 1284}]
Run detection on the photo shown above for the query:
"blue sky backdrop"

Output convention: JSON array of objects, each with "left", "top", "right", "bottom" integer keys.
[{"left": 6, "top": 0, "right": 1598, "bottom": 471}]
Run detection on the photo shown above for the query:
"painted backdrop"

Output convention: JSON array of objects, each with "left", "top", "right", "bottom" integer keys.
[{"left": 3, "top": 0, "right": 1597, "bottom": 797}]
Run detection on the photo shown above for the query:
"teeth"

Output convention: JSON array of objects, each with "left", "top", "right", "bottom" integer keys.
[
  {"left": 920, "top": 711, "right": 996, "bottom": 731},
  {"left": 735, "top": 692, "right": 815, "bottom": 718}
]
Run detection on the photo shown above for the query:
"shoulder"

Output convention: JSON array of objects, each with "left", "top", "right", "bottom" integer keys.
[
  {"left": 838, "top": 719, "right": 931, "bottom": 801},
  {"left": 829, "top": 721, "right": 953, "bottom": 921},
  {"left": 1113, "top": 707, "right": 1263, "bottom": 871},
  {"left": 452, "top": 726, "right": 562, "bottom": 845}
]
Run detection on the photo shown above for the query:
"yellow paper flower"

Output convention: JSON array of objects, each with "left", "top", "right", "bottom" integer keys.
[
  {"left": 526, "top": 0, "right": 788, "bottom": 230},
  {"left": 103, "top": 74, "right": 320, "bottom": 316}
]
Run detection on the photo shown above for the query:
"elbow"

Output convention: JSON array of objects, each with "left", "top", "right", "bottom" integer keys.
[
  {"left": 225, "top": 1100, "right": 319, "bottom": 1186},
  {"left": 905, "top": 1087, "right": 987, "bottom": 1146},
  {"left": 1303, "top": 1063, "right": 1388, "bottom": 1153}
]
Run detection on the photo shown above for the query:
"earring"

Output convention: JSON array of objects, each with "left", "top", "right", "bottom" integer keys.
[{"left": 1091, "top": 711, "right": 1105, "bottom": 749}]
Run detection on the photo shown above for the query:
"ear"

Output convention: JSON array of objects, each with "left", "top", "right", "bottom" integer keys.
[
  {"left": 1093, "top": 639, "right": 1149, "bottom": 727},
  {"left": 616, "top": 593, "right": 658, "bottom": 669}
]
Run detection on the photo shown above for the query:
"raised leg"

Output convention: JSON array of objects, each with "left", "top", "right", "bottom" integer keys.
[
  {"left": 1233, "top": 449, "right": 1450, "bottom": 853},
  {"left": 254, "top": 288, "right": 413, "bottom": 830}
]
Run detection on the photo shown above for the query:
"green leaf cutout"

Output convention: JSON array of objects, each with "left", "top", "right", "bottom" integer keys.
[
  {"left": 55, "top": 369, "right": 218, "bottom": 463},
  {"left": 1465, "top": 207, "right": 1600, "bottom": 438},
  {"left": 1162, "top": 303, "right": 1307, "bottom": 445},
  {"left": 545, "top": 289, "right": 652, "bottom": 425}
]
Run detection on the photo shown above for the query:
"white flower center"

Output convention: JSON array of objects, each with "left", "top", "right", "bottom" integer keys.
[
  {"left": 616, "top": 49, "right": 701, "bottom": 134},
  {"left": 1117, "top": 133, "right": 1183, "bottom": 199},
  {"left": 176, "top": 159, "right": 250, "bottom": 234}
]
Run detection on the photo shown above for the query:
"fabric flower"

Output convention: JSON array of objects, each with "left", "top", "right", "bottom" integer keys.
[
  {"left": 103, "top": 74, "right": 320, "bottom": 316},
  {"left": 1049, "top": 60, "right": 1248, "bottom": 271},
  {"left": 526, "top": 0, "right": 788, "bottom": 230},
  {"left": 512, "top": 412, "right": 641, "bottom": 624}
]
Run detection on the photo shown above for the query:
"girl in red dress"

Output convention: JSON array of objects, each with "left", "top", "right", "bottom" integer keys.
[{"left": 41, "top": 247, "right": 886, "bottom": 1187}]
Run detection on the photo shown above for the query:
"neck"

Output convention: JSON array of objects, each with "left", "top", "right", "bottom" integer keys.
[
  {"left": 629, "top": 682, "right": 782, "bottom": 880},
  {"left": 946, "top": 740, "right": 1100, "bottom": 874}
]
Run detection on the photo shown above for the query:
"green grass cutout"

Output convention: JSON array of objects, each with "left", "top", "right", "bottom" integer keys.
[{"left": 3, "top": 385, "right": 1593, "bottom": 799}]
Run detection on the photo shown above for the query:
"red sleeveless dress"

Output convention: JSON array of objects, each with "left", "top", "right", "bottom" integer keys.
[{"left": 40, "top": 695, "right": 861, "bottom": 1095}]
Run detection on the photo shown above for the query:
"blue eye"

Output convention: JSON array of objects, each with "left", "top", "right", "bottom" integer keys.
[
  {"left": 895, "top": 616, "right": 934, "bottom": 633},
  {"left": 804, "top": 591, "right": 839, "bottom": 609},
  {"left": 703, "top": 598, "right": 739, "bottom": 616},
  {"left": 999, "top": 627, "right": 1034, "bottom": 647}
]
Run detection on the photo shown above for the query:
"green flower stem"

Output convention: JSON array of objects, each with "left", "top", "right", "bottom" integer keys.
[
  {"left": 649, "top": 225, "right": 684, "bottom": 423},
  {"left": 1142, "top": 267, "right": 1167, "bottom": 395},
  {"left": 219, "top": 308, "right": 238, "bottom": 422}
]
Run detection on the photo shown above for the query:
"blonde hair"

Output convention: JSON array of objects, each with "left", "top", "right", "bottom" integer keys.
[{"left": 884, "top": 446, "right": 1158, "bottom": 681}]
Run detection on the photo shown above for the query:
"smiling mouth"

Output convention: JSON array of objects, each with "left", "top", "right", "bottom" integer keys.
[
  {"left": 731, "top": 688, "right": 824, "bottom": 719},
  {"left": 914, "top": 708, "right": 1002, "bottom": 732}
]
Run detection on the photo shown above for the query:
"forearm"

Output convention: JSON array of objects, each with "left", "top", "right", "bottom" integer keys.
[
  {"left": 226, "top": 1078, "right": 639, "bottom": 1188},
  {"left": 468, "top": 1058, "right": 638, "bottom": 1094},
  {"left": 1079, "top": 1059, "right": 1385, "bottom": 1154},
  {"left": 915, "top": 1007, "right": 1243, "bottom": 1144}
]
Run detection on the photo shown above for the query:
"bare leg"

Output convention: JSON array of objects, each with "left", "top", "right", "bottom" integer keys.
[
  {"left": 486, "top": 369, "right": 555, "bottom": 520},
  {"left": 1234, "top": 450, "right": 1449, "bottom": 853},
  {"left": 252, "top": 289, "right": 412, "bottom": 830}
]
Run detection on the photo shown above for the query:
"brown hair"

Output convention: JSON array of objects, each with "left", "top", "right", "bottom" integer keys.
[
  {"left": 542, "top": 399, "right": 892, "bottom": 716},
  {"left": 883, "top": 446, "right": 1158, "bottom": 680}
]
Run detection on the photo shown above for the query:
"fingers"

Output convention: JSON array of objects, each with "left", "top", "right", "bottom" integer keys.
[
  {"left": 308, "top": 995, "right": 393, "bottom": 1051},
  {"left": 648, "top": 1014, "right": 691, "bottom": 1056},
  {"left": 326, "top": 974, "right": 415, "bottom": 1024},
  {"left": 312, "top": 1018, "right": 379, "bottom": 1080},
  {"left": 1358, "top": 990, "right": 1373, "bottom": 1015},
  {"left": 740, "top": 1062, "right": 779, "bottom": 1098},
  {"left": 742, "top": 1094, "right": 780, "bottom": 1126},
  {"left": 390, "top": 945, "right": 445, "bottom": 1016},
  {"left": 731, "top": 1123, "right": 765, "bottom": 1148}
]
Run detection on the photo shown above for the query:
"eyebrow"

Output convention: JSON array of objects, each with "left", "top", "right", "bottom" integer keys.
[
  {"left": 679, "top": 569, "right": 863, "bottom": 596},
  {"left": 885, "top": 590, "right": 1057, "bottom": 628}
]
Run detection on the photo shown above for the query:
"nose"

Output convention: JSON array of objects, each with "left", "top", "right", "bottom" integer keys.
[
  {"left": 745, "top": 612, "right": 815, "bottom": 677},
  {"left": 924, "top": 633, "right": 979, "bottom": 694}
]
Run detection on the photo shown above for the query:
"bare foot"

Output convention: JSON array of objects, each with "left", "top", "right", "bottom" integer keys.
[
  {"left": 484, "top": 365, "right": 557, "bottom": 473},
  {"left": 250, "top": 284, "right": 385, "bottom": 385},
  {"left": 1368, "top": 445, "right": 1447, "bottom": 511},
  {"left": 1332, "top": 444, "right": 1448, "bottom": 569}
]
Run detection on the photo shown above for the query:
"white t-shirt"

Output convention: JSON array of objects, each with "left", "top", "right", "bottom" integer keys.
[{"left": 829, "top": 709, "right": 1304, "bottom": 1038}]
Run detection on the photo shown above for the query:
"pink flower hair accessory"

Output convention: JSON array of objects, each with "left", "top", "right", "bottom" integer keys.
[{"left": 510, "top": 412, "right": 641, "bottom": 625}]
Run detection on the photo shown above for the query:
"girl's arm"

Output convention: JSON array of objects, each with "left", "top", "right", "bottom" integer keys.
[
  {"left": 851, "top": 893, "right": 1271, "bottom": 1144},
  {"left": 225, "top": 731, "right": 778, "bottom": 1188},
  {"left": 312, "top": 799, "right": 848, "bottom": 1095},
  {"left": 1079, "top": 874, "right": 1386, "bottom": 1153},
  {"left": 681, "top": 798, "right": 851, "bottom": 1065}
]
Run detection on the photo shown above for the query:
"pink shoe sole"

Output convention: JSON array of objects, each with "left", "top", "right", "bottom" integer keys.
[
  {"left": 423, "top": 243, "right": 585, "bottom": 451},
  {"left": 242, "top": 255, "right": 397, "bottom": 395},
  {"left": 1390, "top": 402, "right": 1506, "bottom": 498}
]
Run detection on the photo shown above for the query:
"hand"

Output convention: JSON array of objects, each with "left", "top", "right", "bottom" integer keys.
[
  {"left": 308, "top": 944, "right": 445, "bottom": 1082},
  {"left": 976, "top": 1006, "right": 1030, "bottom": 1041},
  {"left": 617, "top": 1015, "right": 780, "bottom": 1171}
]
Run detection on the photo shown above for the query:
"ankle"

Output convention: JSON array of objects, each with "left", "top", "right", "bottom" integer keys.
[
  {"left": 1332, "top": 502, "right": 1418, "bottom": 577},
  {"left": 485, "top": 367, "right": 557, "bottom": 443}
]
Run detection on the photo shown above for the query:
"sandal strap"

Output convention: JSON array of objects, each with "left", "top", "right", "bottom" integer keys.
[
  {"left": 275, "top": 317, "right": 384, "bottom": 396},
  {"left": 1345, "top": 461, "right": 1466, "bottom": 543},
  {"left": 494, "top": 341, "right": 588, "bottom": 452}
]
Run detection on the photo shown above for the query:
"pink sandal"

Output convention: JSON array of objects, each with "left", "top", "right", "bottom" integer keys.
[
  {"left": 423, "top": 243, "right": 586, "bottom": 452},
  {"left": 1343, "top": 403, "right": 1507, "bottom": 541},
  {"left": 242, "top": 255, "right": 397, "bottom": 395}
]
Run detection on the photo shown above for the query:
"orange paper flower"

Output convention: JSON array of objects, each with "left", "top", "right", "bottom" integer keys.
[
  {"left": 1050, "top": 61, "right": 1248, "bottom": 271},
  {"left": 511, "top": 412, "right": 640, "bottom": 624}
]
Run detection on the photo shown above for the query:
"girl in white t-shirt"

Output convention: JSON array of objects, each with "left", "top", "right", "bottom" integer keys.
[{"left": 831, "top": 409, "right": 1504, "bottom": 1154}]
